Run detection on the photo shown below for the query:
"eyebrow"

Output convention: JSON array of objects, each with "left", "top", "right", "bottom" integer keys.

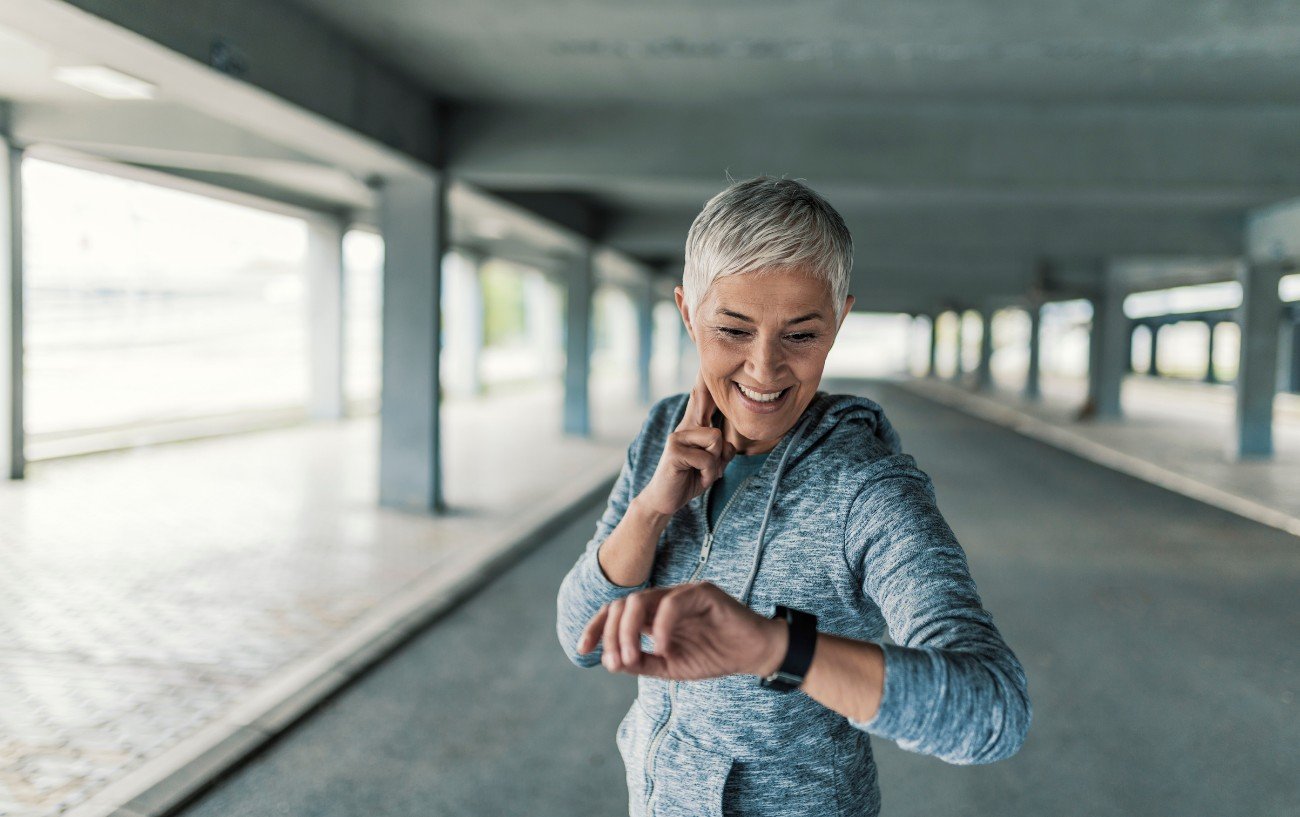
[{"left": 715, "top": 308, "right": 825, "bottom": 326}]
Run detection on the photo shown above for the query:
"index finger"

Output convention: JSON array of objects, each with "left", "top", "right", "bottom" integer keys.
[
  {"left": 677, "top": 369, "right": 718, "bottom": 431},
  {"left": 577, "top": 603, "right": 609, "bottom": 654}
]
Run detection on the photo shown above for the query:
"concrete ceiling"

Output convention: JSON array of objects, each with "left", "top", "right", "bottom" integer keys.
[
  {"left": 0, "top": 8, "right": 611, "bottom": 285},
  {"left": 6, "top": 1, "right": 1300, "bottom": 313},
  {"left": 282, "top": 0, "right": 1300, "bottom": 312},
  {"left": 286, "top": 0, "right": 1300, "bottom": 106}
]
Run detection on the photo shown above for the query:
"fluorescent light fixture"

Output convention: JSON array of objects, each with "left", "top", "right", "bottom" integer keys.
[
  {"left": 1123, "top": 282, "right": 1242, "bottom": 319},
  {"left": 54, "top": 65, "right": 156, "bottom": 100},
  {"left": 1281, "top": 273, "right": 1300, "bottom": 303}
]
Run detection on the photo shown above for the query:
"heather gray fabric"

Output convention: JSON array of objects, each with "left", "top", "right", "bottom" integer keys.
[{"left": 555, "top": 390, "right": 1031, "bottom": 817}]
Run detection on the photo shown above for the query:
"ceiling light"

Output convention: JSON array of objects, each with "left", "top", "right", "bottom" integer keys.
[{"left": 54, "top": 66, "right": 156, "bottom": 100}]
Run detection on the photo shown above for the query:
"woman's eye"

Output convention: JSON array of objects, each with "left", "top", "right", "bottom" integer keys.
[
  {"left": 786, "top": 333, "right": 817, "bottom": 343},
  {"left": 718, "top": 327, "right": 749, "bottom": 337}
]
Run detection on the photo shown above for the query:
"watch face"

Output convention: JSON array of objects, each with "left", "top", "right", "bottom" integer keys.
[{"left": 761, "top": 670, "right": 802, "bottom": 691}]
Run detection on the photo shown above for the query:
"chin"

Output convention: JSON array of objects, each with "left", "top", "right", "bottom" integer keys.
[{"left": 732, "top": 415, "right": 787, "bottom": 443}]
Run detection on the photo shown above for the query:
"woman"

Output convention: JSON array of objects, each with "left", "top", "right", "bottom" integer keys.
[{"left": 555, "top": 176, "right": 1031, "bottom": 817}]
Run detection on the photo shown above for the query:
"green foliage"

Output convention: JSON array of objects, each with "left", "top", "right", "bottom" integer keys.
[{"left": 481, "top": 260, "right": 526, "bottom": 347}]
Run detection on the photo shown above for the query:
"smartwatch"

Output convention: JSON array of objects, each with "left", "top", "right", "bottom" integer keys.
[{"left": 759, "top": 605, "right": 818, "bottom": 691}]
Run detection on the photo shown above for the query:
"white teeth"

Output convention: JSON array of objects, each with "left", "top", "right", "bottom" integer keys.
[{"left": 737, "top": 382, "right": 786, "bottom": 403}]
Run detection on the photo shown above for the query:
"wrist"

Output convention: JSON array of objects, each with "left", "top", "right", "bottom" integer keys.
[
  {"left": 628, "top": 494, "right": 672, "bottom": 531},
  {"left": 754, "top": 615, "right": 789, "bottom": 677}
]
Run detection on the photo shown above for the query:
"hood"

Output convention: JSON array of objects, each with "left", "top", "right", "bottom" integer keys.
[{"left": 782, "top": 390, "right": 903, "bottom": 468}]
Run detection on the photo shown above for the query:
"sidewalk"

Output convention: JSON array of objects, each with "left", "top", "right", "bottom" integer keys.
[
  {"left": 0, "top": 378, "right": 649, "bottom": 817},
  {"left": 898, "top": 373, "right": 1300, "bottom": 536}
]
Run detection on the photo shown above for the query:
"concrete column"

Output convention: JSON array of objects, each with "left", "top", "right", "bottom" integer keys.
[
  {"left": 636, "top": 277, "right": 655, "bottom": 405},
  {"left": 1287, "top": 318, "right": 1300, "bottom": 394},
  {"left": 1233, "top": 260, "right": 1285, "bottom": 458},
  {"left": 952, "top": 311, "right": 965, "bottom": 381},
  {"left": 307, "top": 215, "right": 346, "bottom": 420},
  {"left": 976, "top": 309, "right": 994, "bottom": 390},
  {"left": 1148, "top": 324, "right": 1161, "bottom": 377},
  {"left": 1025, "top": 302, "right": 1042, "bottom": 401},
  {"left": 1085, "top": 272, "right": 1128, "bottom": 420},
  {"left": 1278, "top": 317, "right": 1294, "bottom": 394},
  {"left": 1, "top": 135, "right": 23, "bottom": 480},
  {"left": 377, "top": 170, "right": 447, "bottom": 512},
  {"left": 564, "top": 242, "right": 594, "bottom": 436},
  {"left": 927, "top": 313, "right": 939, "bottom": 378},
  {"left": 1205, "top": 321, "right": 1218, "bottom": 384}
]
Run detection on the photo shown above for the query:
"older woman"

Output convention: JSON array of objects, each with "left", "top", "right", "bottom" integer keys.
[{"left": 555, "top": 176, "right": 1030, "bottom": 817}]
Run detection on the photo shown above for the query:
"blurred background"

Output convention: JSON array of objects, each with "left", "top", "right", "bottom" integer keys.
[{"left": 0, "top": 2, "right": 1296, "bottom": 816}]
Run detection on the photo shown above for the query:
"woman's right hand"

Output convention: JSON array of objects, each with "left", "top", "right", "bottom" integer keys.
[{"left": 633, "top": 371, "right": 736, "bottom": 518}]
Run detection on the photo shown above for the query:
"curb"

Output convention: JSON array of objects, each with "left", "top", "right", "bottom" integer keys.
[
  {"left": 896, "top": 378, "right": 1300, "bottom": 539},
  {"left": 67, "top": 464, "right": 621, "bottom": 817}
]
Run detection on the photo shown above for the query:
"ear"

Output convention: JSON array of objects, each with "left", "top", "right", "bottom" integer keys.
[
  {"left": 837, "top": 294, "right": 855, "bottom": 331},
  {"left": 674, "top": 286, "right": 697, "bottom": 344}
]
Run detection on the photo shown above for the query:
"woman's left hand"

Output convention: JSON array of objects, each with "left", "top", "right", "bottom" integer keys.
[{"left": 577, "top": 582, "right": 786, "bottom": 680}]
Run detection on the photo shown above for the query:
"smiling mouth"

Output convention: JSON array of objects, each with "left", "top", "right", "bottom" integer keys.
[{"left": 734, "top": 381, "right": 791, "bottom": 404}]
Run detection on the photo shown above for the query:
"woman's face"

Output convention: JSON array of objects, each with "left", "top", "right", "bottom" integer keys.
[{"left": 676, "top": 268, "right": 854, "bottom": 455}]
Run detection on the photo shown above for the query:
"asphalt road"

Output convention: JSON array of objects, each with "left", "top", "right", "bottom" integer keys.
[{"left": 179, "top": 380, "right": 1300, "bottom": 817}]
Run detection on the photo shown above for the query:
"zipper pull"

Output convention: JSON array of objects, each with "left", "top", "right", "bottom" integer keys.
[{"left": 698, "top": 533, "right": 713, "bottom": 564}]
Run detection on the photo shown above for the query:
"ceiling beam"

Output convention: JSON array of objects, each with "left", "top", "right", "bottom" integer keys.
[{"left": 448, "top": 101, "right": 1300, "bottom": 200}]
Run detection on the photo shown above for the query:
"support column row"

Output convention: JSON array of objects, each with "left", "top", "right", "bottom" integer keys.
[
  {"left": 1085, "top": 270, "right": 1129, "bottom": 420},
  {"left": 563, "top": 242, "right": 594, "bottom": 436},
  {"left": 1234, "top": 260, "right": 1286, "bottom": 458},
  {"left": 1, "top": 132, "right": 23, "bottom": 480},
  {"left": 378, "top": 170, "right": 447, "bottom": 512}
]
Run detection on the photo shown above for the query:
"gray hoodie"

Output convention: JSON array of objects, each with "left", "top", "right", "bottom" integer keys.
[{"left": 556, "top": 390, "right": 1031, "bottom": 817}]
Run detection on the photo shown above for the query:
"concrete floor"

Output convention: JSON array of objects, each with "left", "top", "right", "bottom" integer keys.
[
  {"left": 175, "top": 380, "right": 1299, "bottom": 817},
  {"left": 916, "top": 372, "right": 1300, "bottom": 526},
  {"left": 0, "top": 379, "right": 643, "bottom": 817}
]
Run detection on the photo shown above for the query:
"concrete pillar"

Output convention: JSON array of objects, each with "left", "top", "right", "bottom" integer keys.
[
  {"left": 1124, "top": 325, "right": 1135, "bottom": 373},
  {"left": 307, "top": 215, "right": 346, "bottom": 420},
  {"left": 1148, "top": 324, "right": 1161, "bottom": 377},
  {"left": 976, "top": 309, "right": 994, "bottom": 390},
  {"left": 1085, "top": 272, "right": 1128, "bottom": 420},
  {"left": 1025, "top": 302, "right": 1042, "bottom": 401},
  {"left": 927, "top": 313, "right": 939, "bottom": 378},
  {"left": 636, "top": 277, "right": 655, "bottom": 405},
  {"left": 564, "top": 242, "right": 594, "bottom": 436},
  {"left": 1233, "top": 260, "right": 1285, "bottom": 458},
  {"left": 1278, "top": 318, "right": 1294, "bottom": 394},
  {"left": 0, "top": 134, "right": 23, "bottom": 480},
  {"left": 377, "top": 170, "right": 447, "bottom": 512},
  {"left": 1205, "top": 321, "right": 1218, "bottom": 384},
  {"left": 1287, "top": 319, "right": 1300, "bottom": 394}
]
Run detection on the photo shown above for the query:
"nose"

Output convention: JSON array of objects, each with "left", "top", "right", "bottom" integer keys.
[{"left": 745, "top": 334, "right": 787, "bottom": 386}]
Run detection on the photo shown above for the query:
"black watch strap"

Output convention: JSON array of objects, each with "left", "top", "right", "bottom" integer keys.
[{"left": 759, "top": 605, "right": 818, "bottom": 691}]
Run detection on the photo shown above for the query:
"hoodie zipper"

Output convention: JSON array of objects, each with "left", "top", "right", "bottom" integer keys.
[{"left": 643, "top": 475, "right": 754, "bottom": 813}]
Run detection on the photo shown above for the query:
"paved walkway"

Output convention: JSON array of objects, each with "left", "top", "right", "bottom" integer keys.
[
  {"left": 173, "top": 379, "right": 1299, "bottom": 817},
  {"left": 903, "top": 373, "right": 1300, "bottom": 534},
  {"left": 0, "top": 379, "right": 645, "bottom": 817}
]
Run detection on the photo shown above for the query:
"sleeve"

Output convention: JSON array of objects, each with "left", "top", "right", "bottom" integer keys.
[
  {"left": 841, "top": 453, "right": 1032, "bottom": 765},
  {"left": 555, "top": 434, "right": 654, "bottom": 668}
]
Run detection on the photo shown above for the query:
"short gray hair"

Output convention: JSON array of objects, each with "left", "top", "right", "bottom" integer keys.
[{"left": 683, "top": 175, "right": 853, "bottom": 324}]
